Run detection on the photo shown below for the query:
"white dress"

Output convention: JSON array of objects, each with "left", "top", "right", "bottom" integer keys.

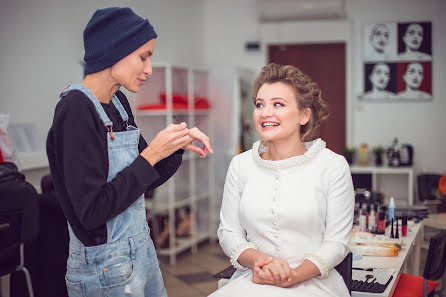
[{"left": 209, "top": 139, "right": 354, "bottom": 297}]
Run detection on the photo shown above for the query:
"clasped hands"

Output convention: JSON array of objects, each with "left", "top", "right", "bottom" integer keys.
[
  {"left": 252, "top": 257, "right": 298, "bottom": 288},
  {"left": 142, "top": 122, "right": 213, "bottom": 166}
]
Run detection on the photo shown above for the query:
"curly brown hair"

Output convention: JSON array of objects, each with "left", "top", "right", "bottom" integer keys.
[{"left": 252, "top": 63, "right": 329, "bottom": 142}]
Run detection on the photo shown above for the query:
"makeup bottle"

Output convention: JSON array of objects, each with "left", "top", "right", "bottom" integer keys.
[
  {"left": 366, "top": 204, "right": 370, "bottom": 230},
  {"left": 368, "top": 209, "right": 376, "bottom": 232},
  {"left": 402, "top": 215, "right": 408, "bottom": 237},
  {"left": 359, "top": 209, "right": 367, "bottom": 231},
  {"left": 361, "top": 204, "right": 368, "bottom": 230},
  {"left": 388, "top": 197, "right": 395, "bottom": 225},
  {"left": 378, "top": 212, "right": 386, "bottom": 234},
  {"left": 375, "top": 205, "right": 380, "bottom": 227}
]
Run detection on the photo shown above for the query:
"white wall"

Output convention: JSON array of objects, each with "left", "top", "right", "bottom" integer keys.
[
  {"left": 0, "top": 0, "right": 205, "bottom": 154},
  {"left": 1, "top": 0, "right": 445, "bottom": 197},
  {"left": 347, "top": 0, "right": 446, "bottom": 175},
  {"left": 202, "top": 0, "right": 446, "bottom": 178},
  {"left": 203, "top": 0, "right": 263, "bottom": 71}
]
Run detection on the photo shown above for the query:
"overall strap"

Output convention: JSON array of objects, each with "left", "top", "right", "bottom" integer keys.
[
  {"left": 60, "top": 84, "right": 113, "bottom": 127},
  {"left": 111, "top": 94, "right": 129, "bottom": 123}
]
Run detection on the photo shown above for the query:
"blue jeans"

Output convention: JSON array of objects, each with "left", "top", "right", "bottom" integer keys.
[{"left": 65, "top": 228, "right": 167, "bottom": 297}]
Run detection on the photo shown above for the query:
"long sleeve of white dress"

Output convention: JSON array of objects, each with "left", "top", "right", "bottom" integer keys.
[
  {"left": 218, "top": 156, "right": 257, "bottom": 270},
  {"left": 303, "top": 158, "right": 354, "bottom": 278}
]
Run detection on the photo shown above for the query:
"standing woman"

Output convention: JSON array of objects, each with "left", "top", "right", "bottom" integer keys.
[{"left": 46, "top": 7, "right": 212, "bottom": 297}]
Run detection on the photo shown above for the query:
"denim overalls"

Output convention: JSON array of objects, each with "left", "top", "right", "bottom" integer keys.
[{"left": 60, "top": 84, "right": 167, "bottom": 297}]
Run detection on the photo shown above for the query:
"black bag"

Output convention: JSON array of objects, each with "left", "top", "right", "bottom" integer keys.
[{"left": 0, "top": 162, "right": 25, "bottom": 184}]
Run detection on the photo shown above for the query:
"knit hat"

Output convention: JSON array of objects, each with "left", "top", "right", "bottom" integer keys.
[{"left": 83, "top": 7, "right": 157, "bottom": 75}]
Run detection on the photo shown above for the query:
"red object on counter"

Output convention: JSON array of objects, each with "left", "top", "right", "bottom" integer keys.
[
  {"left": 402, "top": 216, "right": 407, "bottom": 237},
  {"left": 378, "top": 212, "right": 386, "bottom": 233}
]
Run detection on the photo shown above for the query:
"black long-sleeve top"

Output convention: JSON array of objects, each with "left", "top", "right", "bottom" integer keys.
[{"left": 46, "top": 89, "right": 183, "bottom": 246}]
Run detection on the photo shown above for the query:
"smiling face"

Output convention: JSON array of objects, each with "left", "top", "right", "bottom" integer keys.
[
  {"left": 370, "top": 24, "right": 390, "bottom": 53},
  {"left": 110, "top": 38, "right": 155, "bottom": 93},
  {"left": 403, "top": 62, "right": 424, "bottom": 89},
  {"left": 403, "top": 24, "right": 423, "bottom": 51},
  {"left": 370, "top": 63, "right": 390, "bottom": 90},
  {"left": 253, "top": 82, "right": 310, "bottom": 142}
]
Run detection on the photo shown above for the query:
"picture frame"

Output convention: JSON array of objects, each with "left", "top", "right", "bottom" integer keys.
[{"left": 361, "top": 21, "right": 432, "bottom": 101}]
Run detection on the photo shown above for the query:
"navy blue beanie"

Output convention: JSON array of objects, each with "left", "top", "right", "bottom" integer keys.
[{"left": 83, "top": 7, "right": 157, "bottom": 75}]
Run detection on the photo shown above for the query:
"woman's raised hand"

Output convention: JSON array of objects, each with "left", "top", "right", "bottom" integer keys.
[
  {"left": 184, "top": 127, "right": 213, "bottom": 158},
  {"left": 141, "top": 122, "right": 192, "bottom": 165}
]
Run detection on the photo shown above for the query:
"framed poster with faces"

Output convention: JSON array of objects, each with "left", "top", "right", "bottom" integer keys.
[{"left": 362, "top": 21, "right": 432, "bottom": 101}]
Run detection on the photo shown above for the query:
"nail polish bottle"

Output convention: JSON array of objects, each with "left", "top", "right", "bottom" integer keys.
[
  {"left": 378, "top": 212, "right": 386, "bottom": 234},
  {"left": 402, "top": 215, "right": 408, "bottom": 237}
]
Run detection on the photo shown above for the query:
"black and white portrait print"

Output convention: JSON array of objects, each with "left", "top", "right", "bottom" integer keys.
[
  {"left": 363, "top": 23, "right": 397, "bottom": 61},
  {"left": 398, "top": 22, "right": 432, "bottom": 61}
]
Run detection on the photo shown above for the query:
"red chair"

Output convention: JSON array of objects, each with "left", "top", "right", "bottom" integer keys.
[{"left": 393, "top": 229, "right": 446, "bottom": 297}]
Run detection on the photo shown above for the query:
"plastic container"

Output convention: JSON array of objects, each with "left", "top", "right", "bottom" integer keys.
[
  {"left": 368, "top": 209, "right": 376, "bottom": 231},
  {"left": 388, "top": 197, "right": 396, "bottom": 224}
]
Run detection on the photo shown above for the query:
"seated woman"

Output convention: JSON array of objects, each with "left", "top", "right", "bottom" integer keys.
[{"left": 210, "top": 63, "right": 354, "bottom": 297}]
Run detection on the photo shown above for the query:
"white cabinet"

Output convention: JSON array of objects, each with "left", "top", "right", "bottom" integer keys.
[
  {"left": 135, "top": 63, "right": 215, "bottom": 264},
  {"left": 350, "top": 165, "right": 414, "bottom": 206}
]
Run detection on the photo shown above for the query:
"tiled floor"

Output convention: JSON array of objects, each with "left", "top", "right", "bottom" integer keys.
[{"left": 158, "top": 241, "right": 229, "bottom": 297}]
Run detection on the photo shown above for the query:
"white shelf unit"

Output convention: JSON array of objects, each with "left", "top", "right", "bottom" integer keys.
[
  {"left": 350, "top": 165, "right": 414, "bottom": 206},
  {"left": 16, "top": 151, "right": 49, "bottom": 171},
  {"left": 135, "top": 63, "right": 215, "bottom": 264}
]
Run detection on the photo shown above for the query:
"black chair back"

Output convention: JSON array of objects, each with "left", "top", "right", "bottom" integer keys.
[
  {"left": 0, "top": 162, "right": 39, "bottom": 297},
  {"left": 0, "top": 209, "right": 23, "bottom": 276},
  {"left": 335, "top": 252, "right": 352, "bottom": 295},
  {"left": 424, "top": 229, "right": 446, "bottom": 280},
  {"left": 418, "top": 174, "right": 441, "bottom": 201}
]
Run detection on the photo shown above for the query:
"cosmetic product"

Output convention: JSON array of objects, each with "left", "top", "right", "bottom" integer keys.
[
  {"left": 172, "top": 115, "right": 181, "bottom": 123},
  {"left": 388, "top": 197, "right": 395, "bottom": 224},
  {"left": 395, "top": 218, "right": 399, "bottom": 238},
  {"left": 368, "top": 209, "right": 376, "bottom": 231},
  {"left": 353, "top": 268, "right": 373, "bottom": 271},
  {"left": 390, "top": 218, "right": 394, "bottom": 238},
  {"left": 359, "top": 209, "right": 367, "bottom": 231},
  {"left": 366, "top": 205, "right": 370, "bottom": 229},
  {"left": 378, "top": 212, "right": 386, "bottom": 234},
  {"left": 381, "top": 205, "right": 387, "bottom": 225},
  {"left": 402, "top": 215, "right": 408, "bottom": 237},
  {"left": 360, "top": 204, "right": 368, "bottom": 231},
  {"left": 375, "top": 205, "right": 380, "bottom": 227}
]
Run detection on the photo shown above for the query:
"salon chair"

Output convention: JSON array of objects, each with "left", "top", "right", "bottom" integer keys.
[
  {"left": 393, "top": 229, "right": 446, "bottom": 297},
  {"left": 214, "top": 252, "right": 352, "bottom": 295},
  {"left": 8, "top": 174, "right": 69, "bottom": 297},
  {"left": 0, "top": 162, "right": 39, "bottom": 297}
]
